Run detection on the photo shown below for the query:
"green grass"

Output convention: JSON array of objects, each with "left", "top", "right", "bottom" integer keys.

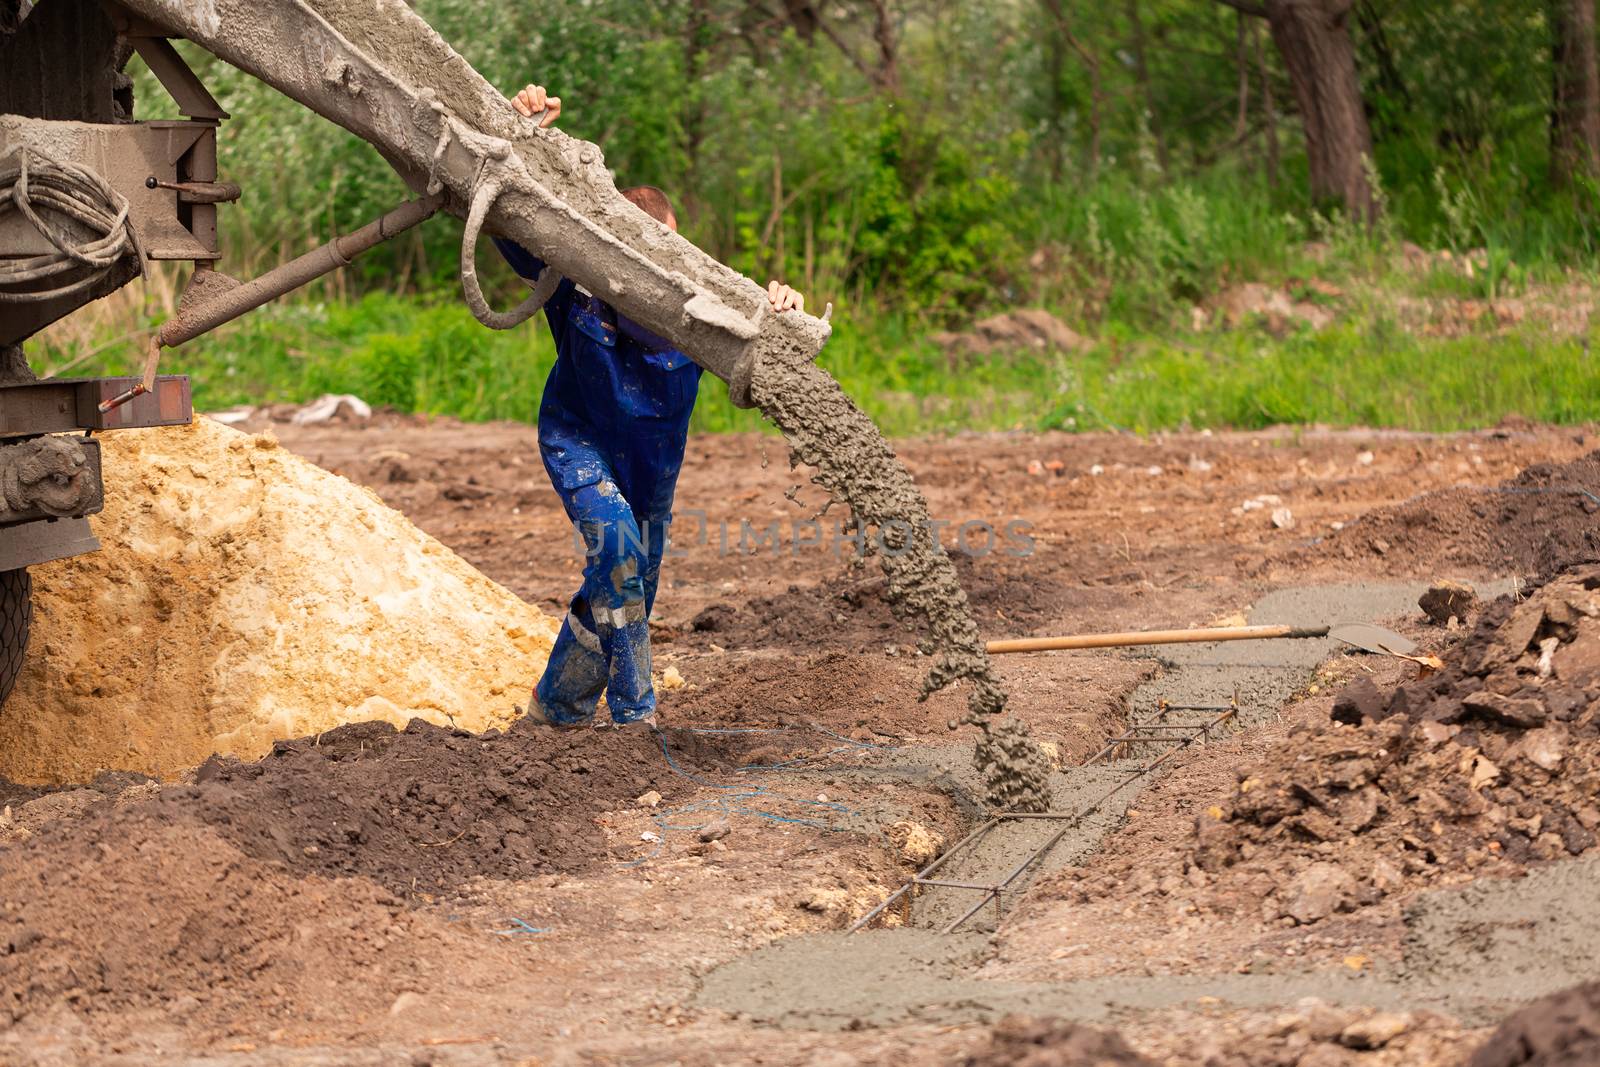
[
  {"left": 34, "top": 290, "right": 1600, "bottom": 438},
  {"left": 1047, "top": 322, "right": 1600, "bottom": 433}
]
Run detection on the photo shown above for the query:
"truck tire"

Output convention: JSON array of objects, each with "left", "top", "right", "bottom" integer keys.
[{"left": 0, "top": 568, "right": 31, "bottom": 708}]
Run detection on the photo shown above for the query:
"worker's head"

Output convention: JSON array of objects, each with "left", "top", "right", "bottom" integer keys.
[{"left": 621, "top": 185, "right": 677, "bottom": 233}]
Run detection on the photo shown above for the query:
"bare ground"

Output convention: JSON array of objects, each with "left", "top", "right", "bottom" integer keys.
[{"left": 2, "top": 415, "right": 1596, "bottom": 1066}]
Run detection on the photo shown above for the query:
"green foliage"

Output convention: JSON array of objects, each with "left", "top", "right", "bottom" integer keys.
[
  {"left": 67, "top": 0, "right": 1600, "bottom": 440},
  {"left": 1046, "top": 322, "right": 1600, "bottom": 434},
  {"left": 37, "top": 291, "right": 1600, "bottom": 438}
]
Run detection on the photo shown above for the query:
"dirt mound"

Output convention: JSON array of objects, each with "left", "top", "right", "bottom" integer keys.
[
  {"left": 961, "top": 1015, "right": 1154, "bottom": 1066},
  {"left": 1313, "top": 450, "right": 1600, "bottom": 577},
  {"left": 0, "top": 417, "right": 558, "bottom": 784},
  {"left": 1178, "top": 566, "right": 1600, "bottom": 923},
  {"left": 1051, "top": 567, "right": 1600, "bottom": 926},
  {"left": 0, "top": 772, "right": 157, "bottom": 844},
  {"left": 20, "top": 717, "right": 716, "bottom": 895},
  {"left": 0, "top": 819, "right": 477, "bottom": 1029},
  {"left": 1467, "top": 981, "right": 1600, "bottom": 1067},
  {"left": 932, "top": 309, "right": 1088, "bottom": 361},
  {"left": 692, "top": 553, "right": 1063, "bottom": 652},
  {"left": 1211, "top": 281, "right": 1337, "bottom": 333}
]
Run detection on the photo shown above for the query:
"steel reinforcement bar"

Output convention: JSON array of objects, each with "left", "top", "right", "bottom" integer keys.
[{"left": 848, "top": 704, "right": 1238, "bottom": 935}]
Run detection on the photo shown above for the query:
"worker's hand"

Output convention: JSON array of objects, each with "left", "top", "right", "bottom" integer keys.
[
  {"left": 766, "top": 281, "right": 804, "bottom": 314},
  {"left": 511, "top": 84, "right": 562, "bottom": 128}
]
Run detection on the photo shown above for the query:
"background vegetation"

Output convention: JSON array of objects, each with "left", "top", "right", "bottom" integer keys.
[{"left": 34, "top": 0, "right": 1600, "bottom": 434}]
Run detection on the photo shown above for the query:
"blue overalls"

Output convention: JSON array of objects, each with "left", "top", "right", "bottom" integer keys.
[{"left": 495, "top": 238, "right": 702, "bottom": 725}]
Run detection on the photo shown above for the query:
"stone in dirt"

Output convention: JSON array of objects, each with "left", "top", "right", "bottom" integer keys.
[
  {"left": 0, "top": 417, "right": 558, "bottom": 785},
  {"left": 1419, "top": 578, "right": 1478, "bottom": 625},
  {"left": 1338, "top": 1011, "right": 1411, "bottom": 1049},
  {"left": 1284, "top": 862, "right": 1358, "bottom": 924},
  {"left": 962, "top": 1014, "right": 1156, "bottom": 1067},
  {"left": 1330, "top": 676, "right": 1389, "bottom": 726},
  {"left": 885, "top": 819, "right": 943, "bottom": 867},
  {"left": 1466, "top": 981, "right": 1600, "bottom": 1067}
]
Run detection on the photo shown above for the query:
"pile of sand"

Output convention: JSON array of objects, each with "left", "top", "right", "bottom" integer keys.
[{"left": 0, "top": 417, "right": 557, "bottom": 784}]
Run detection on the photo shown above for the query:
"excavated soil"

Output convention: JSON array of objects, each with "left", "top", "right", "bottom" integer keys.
[
  {"left": 1050, "top": 566, "right": 1600, "bottom": 931},
  {"left": 0, "top": 821, "right": 479, "bottom": 1029},
  {"left": 2, "top": 718, "right": 792, "bottom": 894},
  {"left": 961, "top": 1015, "right": 1156, "bottom": 1066},
  {"left": 4, "top": 415, "right": 1597, "bottom": 1066},
  {"left": 1308, "top": 449, "right": 1600, "bottom": 578},
  {"left": 1467, "top": 981, "right": 1600, "bottom": 1067}
]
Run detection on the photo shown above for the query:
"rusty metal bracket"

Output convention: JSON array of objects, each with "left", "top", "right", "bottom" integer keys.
[
  {"left": 144, "top": 176, "right": 241, "bottom": 204},
  {"left": 126, "top": 34, "right": 228, "bottom": 120},
  {"left": 101, "top": 190, "right": 445, "bottom": 415}
]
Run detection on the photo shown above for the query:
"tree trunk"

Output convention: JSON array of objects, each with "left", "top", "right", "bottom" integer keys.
[
  {"left": 1257, "top": 20, "right": 1280, "bottom": 190},
  {"left": 1041, "top": 0, "right": 1068, "bottom": 181},
  {"left": 1126, "top": 0, "right": 1170, "bottom": 170},
  {"left": 782, "top": 0, "right": 818, "bottom": 43},
  {"left": 1552, "top": 0, "right": 1600, "bottom": 187},
  {"left": 1041, "top": 0, "right": 1102, "bottom": 177},
  {"left": 1234, "top": 12, "right": 1251, "bottom": 142},
  {"left": 681, "top": 0, "right": 712, "bottom": 216},
  {"left": 1261, "top": 0, "right": 1376, "bottom": 221},
  {"left": 869, "top": 0, "right": 900, "bottom": 93}
]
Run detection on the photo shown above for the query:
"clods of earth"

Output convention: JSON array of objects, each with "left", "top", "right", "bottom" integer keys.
[{"left": 2, "top": 411, "right": 1598, "bottom": 1066}]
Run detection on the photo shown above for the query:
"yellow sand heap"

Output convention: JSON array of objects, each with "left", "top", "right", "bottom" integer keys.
[{"left": 0, "top": 417, "right": 557, "bottom": 784}]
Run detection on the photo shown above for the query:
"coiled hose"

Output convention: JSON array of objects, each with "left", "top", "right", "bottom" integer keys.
[{"left": 0, "top": 145, "right": 137, "bottom": 304}]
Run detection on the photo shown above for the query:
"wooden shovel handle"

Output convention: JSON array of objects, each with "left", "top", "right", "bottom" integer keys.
[{"left": 985, "top": 624, "right": 1330, "bottom": 655}]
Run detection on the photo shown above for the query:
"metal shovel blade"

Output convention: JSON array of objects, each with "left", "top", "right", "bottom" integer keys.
[{"left": 1329, "top": 623, "right": 1418, "bottom": 656}]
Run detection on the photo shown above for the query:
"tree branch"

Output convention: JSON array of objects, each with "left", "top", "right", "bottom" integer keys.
[{"left": 811, "top": 10, "right": 877, "bottom": 86}]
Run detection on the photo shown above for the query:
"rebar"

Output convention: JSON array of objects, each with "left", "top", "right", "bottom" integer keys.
[{"left": 848, "top": 705, "right": 1239, "bottom": 935}]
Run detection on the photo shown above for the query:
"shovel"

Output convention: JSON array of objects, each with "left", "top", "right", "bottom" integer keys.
[{"left": 985, "top": 622, "right": 1416, "bottom": 656}]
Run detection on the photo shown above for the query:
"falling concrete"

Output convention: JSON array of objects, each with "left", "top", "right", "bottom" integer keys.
[{"left": 749, "top": 358, "right": 1050, "bottom": 812}]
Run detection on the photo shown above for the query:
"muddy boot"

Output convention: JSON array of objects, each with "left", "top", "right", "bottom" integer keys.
[{"left": 520, "top": 695, "right": 589, "bottom": 730}]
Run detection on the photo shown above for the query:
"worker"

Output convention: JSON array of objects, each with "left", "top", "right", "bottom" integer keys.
[{"left": 496, "top": 83, "right": 805, "bottom": 730}]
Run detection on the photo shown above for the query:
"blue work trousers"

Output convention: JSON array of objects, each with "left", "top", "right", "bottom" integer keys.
[{"left": 535, "top": 425, "right": 682, "bottom": 725}]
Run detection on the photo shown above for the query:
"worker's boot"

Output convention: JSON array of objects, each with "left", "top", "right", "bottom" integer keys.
[
  {"left": 526, "top": 604, "right": 608, "bottom": 728},
  {"left": 521, "top": 696, "right": 588, "bottom": 730}
]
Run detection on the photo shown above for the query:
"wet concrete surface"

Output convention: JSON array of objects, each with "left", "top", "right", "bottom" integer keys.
[
  {"left": 698, "top": 856, "right": 1600, "bottom": 1031},
  {"left": 697, "top": 581, "right": 1594, "bottom": 1030}
]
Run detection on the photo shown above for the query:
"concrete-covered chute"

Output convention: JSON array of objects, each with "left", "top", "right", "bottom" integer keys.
[{"left": 112, "top": 0, "right": 831, "bottom": 408}]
